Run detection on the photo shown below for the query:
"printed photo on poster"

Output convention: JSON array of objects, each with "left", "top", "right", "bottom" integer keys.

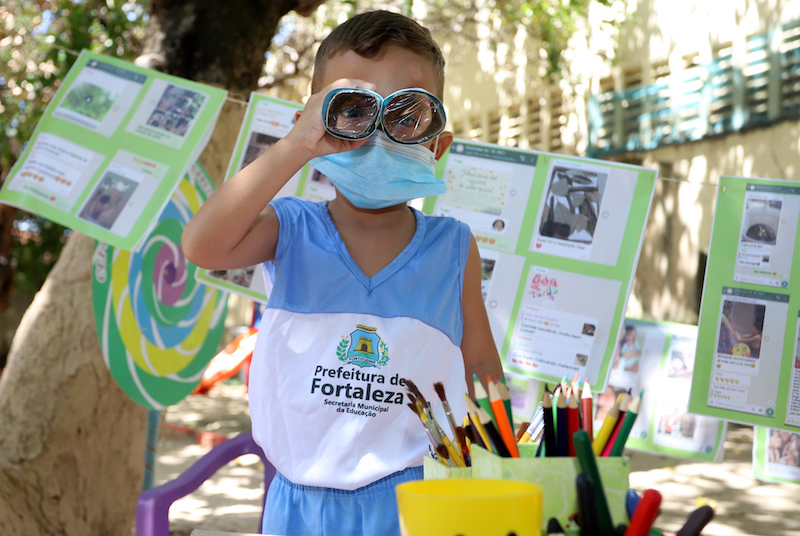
[
  {"left": 480, "top": 249, "right": 499, "bottom": 302},
  {"left": 530, "top": 158, "right": 640, "bottom": 267},
  {"left": 241, "top": 132, "right": 280, "bottom": 170},
  {"left": 302, "top": 167, "right": 336, "bottom": 202},
  {"left": 61, "top": 81, "right": 117, "bottom": 122},
  {"left": 741, "top": 197, "right": 782, "bottom": 245},
  {"left": 126, "top": 79, "right": 211, "bottom": 149},
  {"left": 145, "top": 84, "right": 204, "bottom": 137},
  {"left": 207, "top": 267, "right": 256, "bottom": 289},
  {"left": 78, "top": 171, "right": 139, "bottom": 229},
  {"left": 717, "top": 299, "right": 765, "bottom": 359},
  {"left": 614, "top": 324, "right": 644, "bottom": 373},
  {"left": 539, "top": 165, "right": 606, "bottom": 245},
  {"left": 52, "top": 59, "right": 146, "bottom": 137},
  {"left": 733, "top": 185, "right": 800, "bottom": 288},
  {"left": 707, "top": 287, "right": 789, "bottom": 418},
  {"left": 656, "top": 400, "right": 696, "bottom": 440},
  {"left": 767, "top": 429, "right": 800, "bottom": 467}
]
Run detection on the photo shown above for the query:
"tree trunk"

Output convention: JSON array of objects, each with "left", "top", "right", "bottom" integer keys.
[{"left": 0, "top": 1, "right": 324, "bottom": 534}]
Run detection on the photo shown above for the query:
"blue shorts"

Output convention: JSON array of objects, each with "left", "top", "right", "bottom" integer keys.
[{"left": 262, "top": 466, "right": 424, "bottom": 536}]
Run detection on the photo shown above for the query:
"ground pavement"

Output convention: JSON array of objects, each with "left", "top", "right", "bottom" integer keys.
[{"left": 148, "top": 382, "right": 800, "bottom": 536}]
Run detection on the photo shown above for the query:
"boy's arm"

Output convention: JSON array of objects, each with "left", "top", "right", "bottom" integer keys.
[
  {"left": 182, "top": 78, "right": 375, "bottom": 270},
  {"left": 181, "top": 140, "right": 308, "bottom": 270},
  {"left": 461, "top": 235, "right": 504, "bottom": 399}
]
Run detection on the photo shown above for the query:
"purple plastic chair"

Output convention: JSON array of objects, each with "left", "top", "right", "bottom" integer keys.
[{"left": 136, "top": 431, "right": 276, "bottom": 536}]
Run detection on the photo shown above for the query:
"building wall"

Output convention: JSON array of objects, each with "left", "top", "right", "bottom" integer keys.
[{"left": 434, "top": 1, "right": 800, "bottom": 323}]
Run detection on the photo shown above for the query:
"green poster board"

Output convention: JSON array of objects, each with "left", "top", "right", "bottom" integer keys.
[
  {"left": 690, "top": 176, "right": 800, "bottom": 432},
  {"left": 1, "top": 50, "right": 227, "bottom": 251},
  {"left": 195, "top": 93, "right": 306, "bottom": 302},
  {"left": 597, "top": 318, "right": 726, "bottom": 462},
  {"left": 425, "top": 142, "right": 658, "bottom": 391}
]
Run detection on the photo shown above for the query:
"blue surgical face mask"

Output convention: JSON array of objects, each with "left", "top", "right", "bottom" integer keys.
[{"left": 308, "top": 130, "right": 445, "bottom": 209}]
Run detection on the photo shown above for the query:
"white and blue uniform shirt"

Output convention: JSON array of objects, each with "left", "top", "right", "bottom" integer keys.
[{"left": 249, "top": 197, "right": 470, "bottom": 490}]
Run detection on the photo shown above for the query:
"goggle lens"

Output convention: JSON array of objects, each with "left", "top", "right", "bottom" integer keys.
[
  {"left": 323, "top": 88, "right": 446, "bottom": 144},
  {"left": 325, "top": 92, "right": 381, "bottom": 139},
  {"left": 382, "top": 92, "right": 445, "bottom": 144}
]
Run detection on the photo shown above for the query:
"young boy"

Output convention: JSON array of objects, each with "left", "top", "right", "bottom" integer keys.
[{"left": 182, "top": 10, "right": 503, "bottom": 536}]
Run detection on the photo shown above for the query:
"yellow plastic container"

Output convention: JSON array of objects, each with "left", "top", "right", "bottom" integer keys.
[{"left": 396, "top": 478, "right": 543, "bottom": 536}]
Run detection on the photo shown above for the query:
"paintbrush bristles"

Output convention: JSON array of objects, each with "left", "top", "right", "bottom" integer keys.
[
  {"left": 404, "top": 379, "right": 428, "bottom": 407},
  {"left": 433, "top": 381, "right": 447, "bottom": 402}
]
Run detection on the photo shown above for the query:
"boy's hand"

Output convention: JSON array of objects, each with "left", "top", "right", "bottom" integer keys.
[{"left": 287, "top": 78, "right": 377, "bottom": 160}]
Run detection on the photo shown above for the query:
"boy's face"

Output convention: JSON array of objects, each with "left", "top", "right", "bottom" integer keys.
[{"left": 317, "top": 46, "right": 452, "bottom": 157}]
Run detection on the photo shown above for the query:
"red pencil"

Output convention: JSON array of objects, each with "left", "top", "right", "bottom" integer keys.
[
  {"left": 567, "top": 388, "right": 580, "bottom": 456},
  {"left": 601, "top": 392, "right": 630, "bottom": 457},
  {"left": 624, "top": 489, "right": 662, "bottom": 536}
]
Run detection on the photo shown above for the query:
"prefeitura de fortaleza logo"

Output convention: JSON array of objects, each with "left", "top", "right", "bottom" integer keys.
[{"left": 337, "top": 324, "right": 389, "bottom": 368}]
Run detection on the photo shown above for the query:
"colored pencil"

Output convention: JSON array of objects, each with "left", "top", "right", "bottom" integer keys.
[
  {"left": 581, "top": 380, "right": 594, "bottom": 441},
  {"left": 498, "top": 374, "right": 514, "bottom": 425},
  {"left": 623, "top": 489, "right": 662, "bottom": 536},
  {"left": 576, "top": 473, "right": 600, "bottom": 536},
  {"left": 573, "top": 430, "right": 617, "bottom": 536},
  {"left": 542, "top": 385, "right": 557, "bottom": 457},
  {"left": 473, "top": 373, "right": 495, "bottom": 425},
  {"left": 675, "top": 505, "right": 715, "bottom": 536},
  {"left": 478, "top": 406, "right": 512, "bottom": 457},
  {"left": 602, "top": 392, "right": 630, "bottom": 457},
  {"left": 556, "top": 387, "right": 569, "bottom": 456},
  {"left": 464, "top": 395, "right": 494, "bottom": 454},
  {"left": 592, "top": 397, "right": 621, "bottom": 456},
  {"left": 516, "top": 421, "right": 529, "bottom": 441},
  {"left": 609, "top": 390, "right": 642, "bottom": 456},
  {"left": 487, "top": 378, "right": 520, "bottom": 457},
  {"left": 567, "top": 388, "right": 580, "bottom": 456}
]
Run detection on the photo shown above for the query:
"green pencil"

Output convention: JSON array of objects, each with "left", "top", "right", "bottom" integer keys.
[
  {"left": 573, "top": 430, "right": 616, "bottom": 536},
  {"left": 609, "top": 390, "right": 642, "bottom": 456},
  {"left": 473, "top": 373, "right": 495, "bottom": 426},
  {"left": 498, "top": 375, "right": 514, "bottom": 425}
]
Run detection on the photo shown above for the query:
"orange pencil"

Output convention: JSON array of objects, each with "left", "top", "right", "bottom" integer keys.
[
  {"left": 580, "top": 380, "right": 594, "bottom": 441},
  {"left": 567, "top": 389, "right": 580, "bottom": 456},
  {"left": 487, "top": 378, "right": 520, "bottom": 457},
  {"left": 602, "top": 391, "right": 630, "bottom": 457}
]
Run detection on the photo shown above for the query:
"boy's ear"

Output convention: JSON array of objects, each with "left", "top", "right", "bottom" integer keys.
[{"left": 432, "top": 131, "right": 454, "bottom": 161}]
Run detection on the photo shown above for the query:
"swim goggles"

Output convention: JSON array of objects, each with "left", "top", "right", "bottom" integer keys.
[{"left": 321, "top": 87, "right": 446, "bottom": 145}]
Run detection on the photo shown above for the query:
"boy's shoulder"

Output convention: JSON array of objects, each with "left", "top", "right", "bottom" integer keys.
[
  {"left": 415, "top": 208, "right": 469, "bottom": 233},
  {"left": 271, "top": 196, "right": 324, "bottom": 219}
]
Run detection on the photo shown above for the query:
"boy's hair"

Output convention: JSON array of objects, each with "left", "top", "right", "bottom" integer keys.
[{"left": 312, "top": 11, "right": 445, "bottom": 96}]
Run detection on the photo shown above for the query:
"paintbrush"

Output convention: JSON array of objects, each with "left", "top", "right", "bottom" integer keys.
[
  {"left": 407, "top": 402, "right": 439, "bottom": 451},
  {"left": 433, "top": 381, "right": 459, "bottom": 441},
  {"left": 455, "top": 426, "right": 471, "bottom": 466}
]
